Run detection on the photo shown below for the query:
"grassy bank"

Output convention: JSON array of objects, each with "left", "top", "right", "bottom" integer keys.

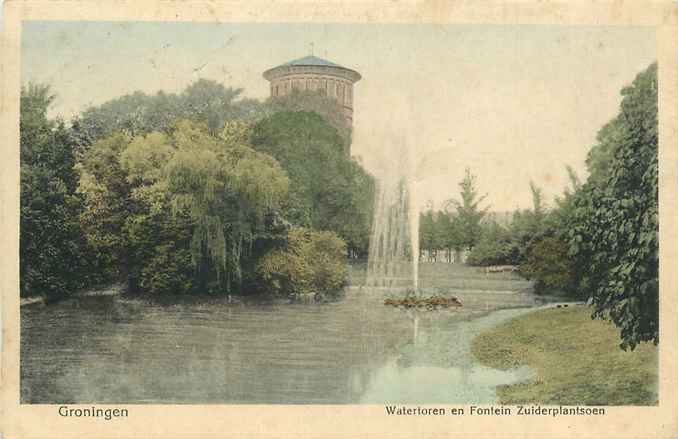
[{"left": 471, "top": 305, "right": 658, "bottom": 405}]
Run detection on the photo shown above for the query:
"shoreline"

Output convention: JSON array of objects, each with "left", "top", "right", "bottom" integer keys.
[
  {"left": 20, "top": 284, "right": 576, "bottom": 313},
  {"left": 20, "top": 283, "right": 124, "bottom": 308}
]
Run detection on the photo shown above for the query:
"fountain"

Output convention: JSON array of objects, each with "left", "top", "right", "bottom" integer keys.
[
  {"left": 365, "top": 175, "right": 417, "bottom": 289},
  {"left": 364, "top": 94, "right": 421, "bottom": 292},
  {"left": 361, "top": 98, "right": 462, "bottom": 349}
]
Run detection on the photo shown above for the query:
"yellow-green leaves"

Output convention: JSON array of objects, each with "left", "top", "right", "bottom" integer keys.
[
  {"left": 78, "top": 119, "right": 291, "bottom": 295},
  {"left": 256, "top": 227, "right": 347, "bottom": 297},
  {"left": 120, "top": 131, "right": 172, "bottom": 185},
  {"left": 220, "top": 119, "right": 252, "bottom": 146}
]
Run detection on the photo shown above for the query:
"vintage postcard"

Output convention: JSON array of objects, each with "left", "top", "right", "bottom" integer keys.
[{"left": 1, "top": 1, "right": 678, "bottom": 438}]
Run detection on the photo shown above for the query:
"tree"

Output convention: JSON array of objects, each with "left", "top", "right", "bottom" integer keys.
[
  {"left": 446, "top": 167, "right": 488, "bottom": 250},
  {"left": 569, "top": 63, "right": 658, "bottom": 349},
  {"left": 266, "top": 89, "right": 352, "bottom": 150},
  {"left": 419, "top": 207, "right": 437, "bottom": 261},
  {"left": 77, "top": 131, "right": 137, "bottom": 281},
  {"left": 20, "top": 84, "right": 95, "bottom": 298},
  {"left": 544, "top": 165, "right": 582, "bottom": 242},
  {"left": 436, "top": 210, "right": 464, "bottom": 262},
  {"left": 20, "top": 83, "right": 55, "bottom": 162},
  {"left": 78, "top": 120, "right": 290, "bottom": 295},
  {"left": 137, "top": 120, "right": 288, "bottom": 293},
  {"left": 250, "top": 111, "right": 374, "bottom": 256},
  {"left": 529, "top": 181, "right": 546, "bottom": 230},
  {"left": 467, "top": 219, "right": 519, "bottom": 266},
  {"left": 76, "top": 79, "right": 265, "bottom": 142},
  {"left": 585, "top": 118, "right": 625, "bottom": 188},
  {"left": 74, "top": 79, "right": 369, "bottom": 295},
  {"left": 179, "top": 80, "right": 251, "bottom": 135}
]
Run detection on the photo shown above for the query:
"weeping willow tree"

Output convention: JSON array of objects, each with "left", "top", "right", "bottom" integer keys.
[
  {"left": 77, "top": 119, "right": 289, "bottom": 294},
  {"left": 140, "top": 120, "right": 286, "bottom": 293},
  {"left": 165, "top": 121, "right": 288, "bottom": 291}
]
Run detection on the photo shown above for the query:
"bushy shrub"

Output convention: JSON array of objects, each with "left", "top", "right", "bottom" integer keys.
[
  {"left": 256, "top": 227, "right": 347, "bottom": 297},
  {"left": 139, "top": 243, "right": 194, "bottom": 295},
  {"left": 520, "top": 237, "right": 576, "bottom": 295},
  {"left": 467, "top": 239, "right": 520, "bottom": 266}
]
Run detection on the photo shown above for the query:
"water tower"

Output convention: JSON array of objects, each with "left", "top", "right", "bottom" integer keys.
[{"left": 262, "top": 55, "right": 362, "bottom": 128}]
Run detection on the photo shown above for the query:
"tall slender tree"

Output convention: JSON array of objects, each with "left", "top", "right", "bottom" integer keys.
[{"left": 446, "top": 167, "right": 488, "bottom": 250}]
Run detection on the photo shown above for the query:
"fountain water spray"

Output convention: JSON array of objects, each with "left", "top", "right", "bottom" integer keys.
[
  {"left": 365, "top": 173, "right": 416, "bottom": 289},
  {"left": 363, "top": 96, "right": 420, "bottom": 292}
]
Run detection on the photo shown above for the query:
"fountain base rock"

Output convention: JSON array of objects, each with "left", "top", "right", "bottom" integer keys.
[{"left": 384, "top": 295, "right": 463, "bottom": 310}]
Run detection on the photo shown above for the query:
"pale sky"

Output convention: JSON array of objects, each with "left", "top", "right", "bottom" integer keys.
[{"left": 22, "top": 22, "right": 656, "bottom": 211}]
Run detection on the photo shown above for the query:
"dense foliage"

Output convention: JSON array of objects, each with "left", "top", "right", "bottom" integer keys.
[
  {"left": 520, "top": 237, "right": 576, "bottom": 294},
  {"left": 20, "top": 84, "right": 103, "bottom": 298},
  {"left": 77, "top": 120, "right": 289, "bottom": 295},
  {"left": 250, "top": 111, "right": 374, "bottom": 257},
  {"left": 267, "top": 89, "right": 352, "bottom": 148},
  {"left": 20, "top": 78, "right": 372, "bottom": 300},
  {"left": 466, "top": 221, "right": 519, "bottom": 267},
  {"left": 256, "top": 227, "right": 347, "bottom": 297},
  {"left": 74, "top": 79, "right": 263, "bottom": 140},
  {"left": 567, "top": 64, "right": 658, "bottom": 349}
]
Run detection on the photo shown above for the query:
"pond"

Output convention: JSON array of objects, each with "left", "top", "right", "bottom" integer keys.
[{"left": 20, "top": 263, "right": 557, "bottom": 404}]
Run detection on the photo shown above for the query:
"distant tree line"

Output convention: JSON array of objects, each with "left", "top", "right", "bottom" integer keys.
[
  {"left": 20, "top": 80, "right": 374, "bottom": 300},
  {"left": 419, "top": 64, "right": 658, "bottom": 350}
]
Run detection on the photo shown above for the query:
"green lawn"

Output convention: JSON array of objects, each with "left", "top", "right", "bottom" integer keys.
[{"left": 471, "top": 304, "right": 658, "bottom": 405}]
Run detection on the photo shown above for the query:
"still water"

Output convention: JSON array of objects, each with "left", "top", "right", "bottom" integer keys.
[{"left": 21, "top": 264, "right": 554, "bottom": 404}]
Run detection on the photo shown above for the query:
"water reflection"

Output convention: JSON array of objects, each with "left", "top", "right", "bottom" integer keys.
[
  {"left": 21, "top": 270, "right": 552, "bottom": 404},
  {"left": 358, "top": 307, "right": 537, "bottom": 404}
]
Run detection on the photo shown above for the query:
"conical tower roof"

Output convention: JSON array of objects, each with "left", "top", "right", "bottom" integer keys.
[
  {"left": 263, "top": 56, "right": 361, "bottom": 82},
  {"left": 282, "top": 55, "right": 342, "bottom": 67}
]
